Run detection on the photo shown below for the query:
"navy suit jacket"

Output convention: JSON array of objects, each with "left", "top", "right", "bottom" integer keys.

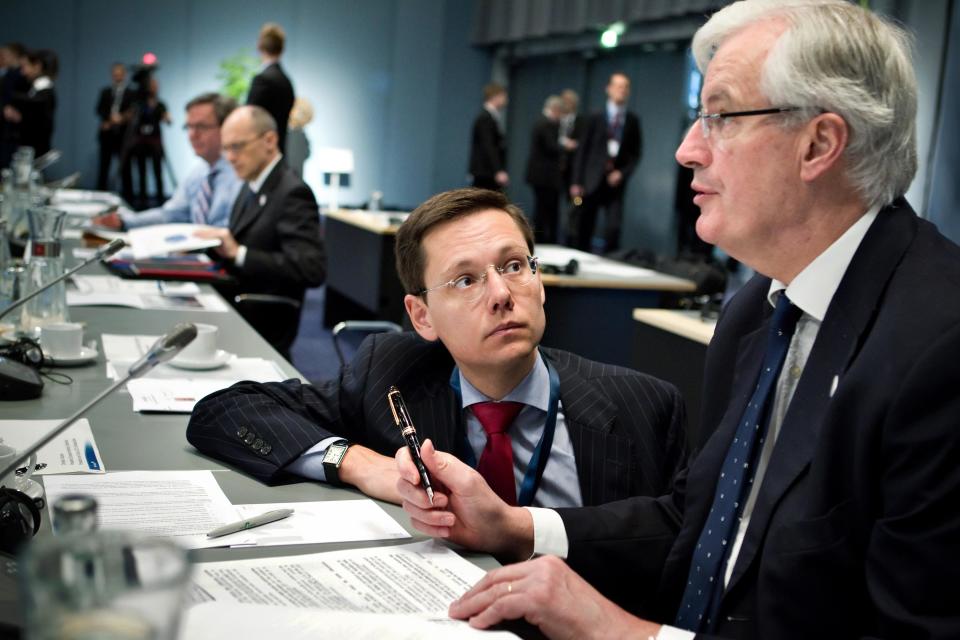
[
  {"left": 247, "top": 62, "right": 295, "bottom": 152},
  {"left": 556, "top": 200, "right": 960, "bottom": 637},
  {"left": 572, "top": 110, "right": 641, "bottom": 195},
  {"left": 215, "top": 160, "right": 325, "bottom": 353},
  {"left": 187, "top": 331, "right": 688, "bottom": 509},
  {"left": 469, "top": 109, "right": 506, "bottom": 182}
]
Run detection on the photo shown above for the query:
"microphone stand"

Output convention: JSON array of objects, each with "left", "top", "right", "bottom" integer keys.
[
  {"left": 0, "top": 238, "right": 126, "bottom": 322},
  {"left": 0, "top": 322, "right": 197, "bottom": 484}
]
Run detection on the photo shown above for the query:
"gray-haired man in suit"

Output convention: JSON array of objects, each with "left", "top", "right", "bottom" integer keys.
[{"left": 187, "top": 187, "right": 687, "bottom": 515}]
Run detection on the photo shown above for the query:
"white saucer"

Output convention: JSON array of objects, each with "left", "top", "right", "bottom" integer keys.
[
  {"left": 168, "top": 349, "right": 233, "bottom": 371},
  {"left": 45, "top": 345, "right": 99, "bottom": 367}
]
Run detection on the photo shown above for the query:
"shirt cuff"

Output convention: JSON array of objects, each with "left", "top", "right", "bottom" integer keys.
[
  {"left": 656, "top": 626, "right": 695, "bottom": 640},
  {"left": 284, "top": 436, "right": 345, "bottom": 482},
  {"left": 234, "top": 244, "right": 248, "bottom": 267},
  {"left": 525, "top": 507, "right": 569, "bottom": 559}
]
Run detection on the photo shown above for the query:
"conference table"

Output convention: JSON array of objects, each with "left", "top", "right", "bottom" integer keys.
[
  {"left": 323, "top": 208, "right": 697, "bottom": 367},
  {"left": 3, "top": 241, "right": 498, "bottom": 633}
]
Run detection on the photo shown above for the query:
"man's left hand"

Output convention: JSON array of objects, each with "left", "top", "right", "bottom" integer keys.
[
  {"left": 449, "top": 556, "right": 662, "bottom": 639},
  {"left": 194, "top": 227, "right": 239, "bottom": 261},
  {"left": 3, "top": 106, "right": 21, "bottom": 123},
  {"left": 607, "top": 170, "right": 623, "bottom": 187}
]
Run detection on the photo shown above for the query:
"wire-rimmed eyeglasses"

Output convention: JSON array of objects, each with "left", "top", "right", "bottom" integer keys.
[
  {"left": 696, "top": 106, "right": 802, "bottom": 139},
  {"left": 419, "top": 255, "right": 540, "bottom": 303}
]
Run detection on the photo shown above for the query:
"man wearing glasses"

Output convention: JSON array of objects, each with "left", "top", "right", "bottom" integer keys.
[
  {"left": 187, "top": 187, "right": 687, "bottom": 525},
  {"left": 194, "top": 105, "right": 325, "bottom": 358},
  {"left": 92, "top": 92, "right": 242, "bottom": 230},
  {"left": 394, "top": 2, "right": 960, "bottom": 639}
]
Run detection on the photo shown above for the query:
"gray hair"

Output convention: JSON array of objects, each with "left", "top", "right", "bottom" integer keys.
[
  {"left": 692, "top": 0, "right": 917, "bottom": 209},
  {"left": 543, "top": 95, "right": 564, "bottom": 113},
  {"left": 245, "top": 105, "right": 278, "bottom": 135},
  {"left": 185, "top": 92, "right": 237, "bottom": 125}
]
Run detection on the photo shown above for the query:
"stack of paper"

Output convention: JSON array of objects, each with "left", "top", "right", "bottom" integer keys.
[
  {"left": 42, "top": 471, "right": 253, "bottom": 549},
  {"left": 68, "top": 275, "right": 228, "bottom": 312},
  {"left": 101, "top": 333, "right": 288, "bottom": 412}
]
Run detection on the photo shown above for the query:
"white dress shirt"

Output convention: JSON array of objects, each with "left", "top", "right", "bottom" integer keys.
[{"left": 527, "top": 206, "right": 881, "bottom": 639}]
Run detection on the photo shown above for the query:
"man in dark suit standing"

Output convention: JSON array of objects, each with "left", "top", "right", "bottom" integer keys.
[
  {"left": 469, "top": 83, "right": 509, "bottom": 191},
  {"left": 195, "top": 105, "right": 324, "bottom": 359},
  {"left": 95, "top": 62, "right": 134, "bottom": 192},
  {"left": 570, "top": 73, "right": 641, "bottom": 252},
  {"left": 246, "top": 23, "right": 295, "bottom": 155},
  {"left": 525, "top": 95, "right": 565, "bottom": 244},
  {"left": 0, "top": 42, "right": 28, "bottom": 168},
  {"left": 187, "top": 187, "right": 687, "bottom": 514},
  {"left": 396, "top": 2, "right": 960, "bottom": 639}
]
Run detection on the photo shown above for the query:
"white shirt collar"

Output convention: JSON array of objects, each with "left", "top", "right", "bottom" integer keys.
[
  {"left": 606, "top": 100, "right": 624, "bottom": 120},
  {"left": 248, "top": 153, "right": 283, "bottom": 194},
  {"left": 767, "top": 205, "right": 880, "bottom": 320},
  {"left": 33, "top": 76, "right": 52, "bottom": 91}
]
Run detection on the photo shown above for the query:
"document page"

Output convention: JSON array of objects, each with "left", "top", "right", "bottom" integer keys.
[
  {"left": 68, "top": 276, "right": 226, "bottom": 311},
  {"left": 225, "top": 500, "right": 411, "bottom": 547},
  {"left": 182, "top": 604, "right": 520, "bottom": 640},
  {"left": 42, "top": 470, "right": 251, "bottom": 549},
  {"left": 126, "top": 223, "right": 221, "bottom": 258},
  {"left": 187, "top": 540, "right": 485, "bottom": 614},
  {"left": 0, "top": 419, "right": 104, "bottom": 474}
]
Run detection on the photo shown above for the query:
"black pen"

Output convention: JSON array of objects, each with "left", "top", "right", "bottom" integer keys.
[{"left": 387, "top": 385, "right": 434, "bottom": 505}]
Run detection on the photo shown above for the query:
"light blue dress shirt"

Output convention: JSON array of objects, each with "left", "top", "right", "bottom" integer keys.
[
  {"left": 289, "top": 353, "right": 584, "bottom": 508},
  {"left": 121, "top": 156, "right": 242, "bottom": 229}
]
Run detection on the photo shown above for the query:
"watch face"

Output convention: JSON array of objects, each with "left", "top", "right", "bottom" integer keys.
[{"left": 323, "top": 444, "right": 346, "bottom": 466}]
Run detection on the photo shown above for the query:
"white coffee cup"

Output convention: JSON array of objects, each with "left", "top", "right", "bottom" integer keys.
[
  {"left": 41, "top": 322, "right": 84, "bottom": 359},
  {"left": 0, "top": 441, "right": 38, "bottom": 488},
  {"left": 171, "top": 323, "right": 218, "bottom": 362}
]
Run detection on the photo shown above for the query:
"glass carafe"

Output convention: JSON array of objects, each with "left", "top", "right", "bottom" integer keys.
[{"left": 21, "top": 205, "right": 68, "bottom": 337}]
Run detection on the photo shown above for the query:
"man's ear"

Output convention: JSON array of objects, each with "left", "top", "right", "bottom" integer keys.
[
  {"left": 404, "top": 294, "right": 438, "bottom": 342},
  {"left": 799, "top": 112, "right": 848, "bottom": 183}
]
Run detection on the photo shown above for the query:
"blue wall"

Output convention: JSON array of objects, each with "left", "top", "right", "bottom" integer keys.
[{"left": 0, "top": 0, "right": 490, "bottom": 209}]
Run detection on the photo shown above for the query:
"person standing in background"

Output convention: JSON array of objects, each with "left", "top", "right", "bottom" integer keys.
[
  {"left": 570, "top": 73, "right": 642, "bottom": 253},
  {"left": 525, "top": 95, "right": 565, "bottom": 244},
  {"left": 468, "top": 83, "right": 509, "bottom": 191},
  {"left": 0, "top": 42, "right": 28, "bottom": 168},
  {"left": 558, "top": 88, "right": 584, "bottom": 194},
  {"left": 247, "top": 22, "right": 295, "bottom": 155},
  {"left": 129, "top": 76, "right": 170, "bottom": 207},
  {"left": 96, "top": 62, "right": 134, "bottom": 192},
  {"left": 3, "top": 48, "right": 58, "bottom": 157}
]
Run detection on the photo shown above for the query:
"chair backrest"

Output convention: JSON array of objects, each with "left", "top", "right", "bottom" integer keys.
[{"left": 331, "top": 320, "right": 402, "bottom": 366}]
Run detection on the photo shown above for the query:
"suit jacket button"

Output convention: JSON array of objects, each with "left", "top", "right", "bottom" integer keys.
[
  {"left": 237, "top": 426, "right": 249, "bottom": 438},
  {"left": 252, "top": 438, "right": 263, "bottom": 449},
  {"left": 260, "top": 444, "right": 272, "bottom": 456},
  {"left": 243, "top": 432, "right": 256, "bottom": 445}
]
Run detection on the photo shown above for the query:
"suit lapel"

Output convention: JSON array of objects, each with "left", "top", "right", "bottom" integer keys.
[
  {"left": 547, "top": 352, "right": 618, "bottom": 505},
  {"left": 725, "top": 201, "right": 918, "bottom": 594},
  {"left": 231, "top": 162, "right": 283, "bottom": 238}
]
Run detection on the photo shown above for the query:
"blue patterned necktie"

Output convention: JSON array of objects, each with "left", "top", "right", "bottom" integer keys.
[
  {"left": 192, "top": 168, "right": 218, "bottom": 225},
  {"left": 674, "top": 293, "right": 802, "bottom": 632}
]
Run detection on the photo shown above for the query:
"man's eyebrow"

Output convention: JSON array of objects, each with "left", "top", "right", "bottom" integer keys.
[{"left": 436, "top": 245, "right": 528, "bottom": 278}]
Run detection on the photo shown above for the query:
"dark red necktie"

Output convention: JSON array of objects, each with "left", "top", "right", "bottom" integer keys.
[{"left": 470, "top": 401, "right": 524, "bottom": 506}]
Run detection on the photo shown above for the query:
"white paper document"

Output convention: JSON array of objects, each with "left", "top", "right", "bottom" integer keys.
[
  {"left": 51, "top": 188, "right": 122, "bottom": 207},
  {"left": 42, "top": 470, "right": 253, "bottom": 549},
  {"left": 182, "top": 604, "right": 519, "bottom": 640},
  {"left": 68, "top": 275, "right": 226, "bottom": 312},
  {"left": 187, "top": 540, "right": 486, "bottom": 613},
  {"left": 126, "top": 377, "right": 281, "bottom": 413},
  {"left": 220, "top": 500, "right": 411, "bottom": 547},
  {"left": 126, "top": 223, "right": 221, "bottom": 259},
  {"left": 0, "top": 419, "right": 104, "bottom": 474}
]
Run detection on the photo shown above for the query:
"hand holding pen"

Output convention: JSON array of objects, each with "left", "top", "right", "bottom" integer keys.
[{"left": 388, "top": 385, "right": 434, "bottom": 505}]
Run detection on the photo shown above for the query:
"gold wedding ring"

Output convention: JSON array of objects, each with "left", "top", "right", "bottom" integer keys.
[{"left": 507, "top": 582, "right": 513, "bottom": 594}]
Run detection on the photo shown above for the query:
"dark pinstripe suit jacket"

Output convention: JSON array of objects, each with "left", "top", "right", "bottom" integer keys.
[{"left": 186, "top": 331, "right": 688, "bottom": 507}]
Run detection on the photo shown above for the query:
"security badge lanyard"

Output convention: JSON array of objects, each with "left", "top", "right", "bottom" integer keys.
[{"left": 449, "top": 351, "right": 561, "bottom": 507}]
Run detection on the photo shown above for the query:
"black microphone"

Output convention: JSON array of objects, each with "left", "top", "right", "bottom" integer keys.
[
  {"left": 0, "top": 322, "right": 197, "bottom": 484},
  {"left": 127, "top": 322, "right": 198, "bottom": 377},
  {"left": 0, "top": 238, "right": 127, "bottom": 322}
]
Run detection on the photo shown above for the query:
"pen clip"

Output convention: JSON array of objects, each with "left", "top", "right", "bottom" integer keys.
[{"left": 387, "top": 386, "right": 417, "bottom": 437}]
